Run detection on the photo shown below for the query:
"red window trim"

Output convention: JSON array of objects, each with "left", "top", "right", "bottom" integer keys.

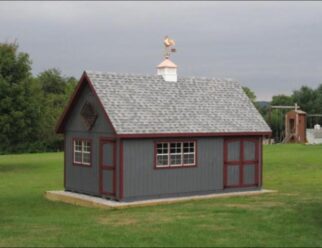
[
  {"left": 154, "top": 140, "right": 198, "bottom": 169},
  {"left": 72, "top": 137, "right": 93, "bottom": 167}
]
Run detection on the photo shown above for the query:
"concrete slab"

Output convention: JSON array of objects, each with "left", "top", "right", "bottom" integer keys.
[{"left": 45, "top": 189, "right": 277, "bottom": 209}]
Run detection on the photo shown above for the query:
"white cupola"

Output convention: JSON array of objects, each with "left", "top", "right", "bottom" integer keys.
[
  {"left": 157, "top": 36, "right": 178, "bottom": 82},
  {"left": 157, "top": 59, "right": 178, "bottom": 82}
]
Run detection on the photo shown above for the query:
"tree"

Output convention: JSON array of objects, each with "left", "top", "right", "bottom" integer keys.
[
  {"left": 242, "top": 86, "right": 256, "bottom": 102},
  {"left": 35, "top": 69, "right": 77, "bottom": 150},
  {"left": 314, "top": 84, "right": 322, "bottom": 113},
  {"left": 293, "top": 86, "right": 317, "bottom": 113},
  {"left": 271, "top": 94, "right": 294, "bottom": 106},
  {"left": 0, "top": 42, "right": 43, "bottom": 153},
  {"left": 0, "top": 42, "right": 77, "bottom": 154},
  {"left": 38, "top": 68, "right": 68, "bottom": 95},
  {"left": 242, "top": 86, "right": 263, "bottom": 112}
]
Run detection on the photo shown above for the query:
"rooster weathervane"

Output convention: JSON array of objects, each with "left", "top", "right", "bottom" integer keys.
[{"left": 163, "top": 36, "right": 176, "bottom": 59}]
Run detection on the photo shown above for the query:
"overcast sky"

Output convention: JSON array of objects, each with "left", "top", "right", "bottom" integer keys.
[{"left": 1, "top": 1, "right": 322, "bottom": 100}]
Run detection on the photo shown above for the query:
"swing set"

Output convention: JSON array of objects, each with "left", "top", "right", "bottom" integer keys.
[
  {"left": 268, "top": 103, "right": 322, "bottom": 144},
  {"left": 268, "top": 103, "right": 300, "bottom": 143}
]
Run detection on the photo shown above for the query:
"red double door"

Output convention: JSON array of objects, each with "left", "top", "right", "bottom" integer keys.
[{"left": 224, "top": 138, "right": 260, "bottom": 188}]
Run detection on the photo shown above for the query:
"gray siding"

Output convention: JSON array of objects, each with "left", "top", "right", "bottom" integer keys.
[
  {"left": 243, "top": 164, "right": 255, "bottom": 185},
  {"left": 226, "top": 140, "right": 241, "bottom": 186},
  {"left": 102, "top": 170, "right": 114, "bottom": 193},
  {"left": 244, "top": 141, "right": 256, "bottom": 161},
  {"left": 65, "top": 132, "right": 100, "bottom": 195},
  {"left": 65, "top": 84, "right": 114, "bottom": 134},
  {"left": 64, "top": 83, "right": 115, "bottom": 196},
  {"left": 227, "top": 141, "right": 240, "bottom": 161},
  {"left": 122, "top": 136, "right": 262, "bottom": 201},
  {"left": 259, "top": 139, "right": 263, "bottom": 187},
  {"left": 122, "top": 138, "right": 224, "bottom": 201},
  {"left": 227, "top": 166, "right": 240, "bottom": 185}
]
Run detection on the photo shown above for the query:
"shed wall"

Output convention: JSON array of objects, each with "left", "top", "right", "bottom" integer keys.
[
  {"left": 64, "top": 83, "right": 116, "bottom": 196},
  {"left": 122, "top": 136, "right": 262, "bottom": 201},
  {"left": 122, "top": 138, "right": 223, "bottom": 201}
]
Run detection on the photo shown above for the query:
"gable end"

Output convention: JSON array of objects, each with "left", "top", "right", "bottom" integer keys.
[{"left": 55, "top": 71, "right": 117, "bottom": 134}]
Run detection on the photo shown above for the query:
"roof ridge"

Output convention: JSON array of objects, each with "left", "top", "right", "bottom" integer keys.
[
  {"left": 85, "top": 70, "right": 238, "bottom": 83},
  {"left": 85, "top": 70, "right": 146, "bottom": 77}
]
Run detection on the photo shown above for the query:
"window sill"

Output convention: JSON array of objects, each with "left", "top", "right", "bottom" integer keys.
[
  {"left": 154, "top": 164, "right": 197, "bottom": 169},
  {"left": 72, "top": 162, "right": 92, "bottom": 167}
]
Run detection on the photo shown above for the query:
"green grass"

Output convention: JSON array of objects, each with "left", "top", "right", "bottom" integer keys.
[{"left": 1, "top": 144, "right": 322, "bottom": 247}]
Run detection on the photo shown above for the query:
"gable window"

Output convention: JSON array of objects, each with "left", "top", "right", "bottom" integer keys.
[
  {"left": 156, "top": 141, "right": 196, "bottom": 168},
  {"left": 73, "top": 139, "right": 92, "bottom": 166}
]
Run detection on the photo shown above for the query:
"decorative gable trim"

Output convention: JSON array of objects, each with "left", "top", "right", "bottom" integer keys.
[
  {"left": 80, "top": 101, "right": 98, "bottom": 130},
  {"left": 55, "top": 71, "right": 117, "bottom": 134}
]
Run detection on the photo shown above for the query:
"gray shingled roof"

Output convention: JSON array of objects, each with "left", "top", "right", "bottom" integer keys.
[{"left": 86, "top": 71, "right": 271, "bottom": 134}]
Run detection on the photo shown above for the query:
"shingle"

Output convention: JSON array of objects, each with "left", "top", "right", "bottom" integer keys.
[{"left": 85, "top": 70, "right": 271, "bottom": 134}]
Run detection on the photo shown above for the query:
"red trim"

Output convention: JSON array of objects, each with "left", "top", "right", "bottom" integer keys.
[
  {"left": 64, "top": 134, "right": 66, "bottom": 188},
  {"left": 260, "top": 136, "right": 263, "bottom": 187},
  {"left": 223, "top": 140, "right": 227, "bottom": 187},
  {"left": 255, "top": 138, "right": 259, "bottom": 185},
  {"left": 153, "top": 140, "right": 198, "bottom": 169},
  {"left": 240, "top": 139, "right": 244, "bottom": 187},
  {"left": 153, "top": 140, "right": 157, "bottom": 170},
  {"left": 195, "top": 140, "right": 198, "bottom": 169},
  {"left": 225, "top": 161, "right": 241, "bottom": 165},
  {"left": 119, "top": 140, "right": 124, "bottom": 200},
  {"left": 224, "top": 138, "right": 260, "bottom": 188},
  {"left": 72, "top": 137, "right": 93, "bottom": 167},
  {"left": 99, "top": 141, "right": 103, "bottom": 195},
  {"left": 118, "top": 132, "right": 271, "bottom": 139},
  {"left": 55, "top": 71, "right": 117, "bottom": 134},
  {"left": 99, "top": 138, "right": 116, "bottom": 196}
]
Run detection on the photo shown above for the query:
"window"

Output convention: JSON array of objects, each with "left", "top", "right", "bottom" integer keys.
[
  {"left": 156, "top": 141, "right": 196, "bottom": 168},
  {"left": 73, "top": 139, "right": 91, "bottom": 166}
]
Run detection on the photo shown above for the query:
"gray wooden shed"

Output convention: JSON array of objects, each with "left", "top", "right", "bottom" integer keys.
[{"left": 56, "top": 62, "right": 271, "bottom": 202}]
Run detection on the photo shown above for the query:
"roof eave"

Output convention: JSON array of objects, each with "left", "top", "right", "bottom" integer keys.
[{"left": 117, "top": 131, "right": 272, "bottom": 139}]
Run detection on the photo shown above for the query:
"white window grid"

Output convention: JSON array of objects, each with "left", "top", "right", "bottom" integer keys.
[
  {"left": 74, "top": 140, "right": 91, "bottom": 165},
  {"left": 156, "top": 141, "right": 196, "bottom": 168},
  {"left": 156, "top": 142, "right": 169, "bottom": 167}
]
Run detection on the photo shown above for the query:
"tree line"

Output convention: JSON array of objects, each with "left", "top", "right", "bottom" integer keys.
[
  {"left": 243, "top": 85, "right": 322, "bottom": 141},
  {"left": 0, "top": 42, "right": 76, "bottom": 154},
  {"left": 1, "top": 42, "right": 322, "bottom": 154}
]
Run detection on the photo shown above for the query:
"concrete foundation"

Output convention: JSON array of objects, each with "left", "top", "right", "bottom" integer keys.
[{"left": 45, "top": 189, "right": 276, "bottom": 209}]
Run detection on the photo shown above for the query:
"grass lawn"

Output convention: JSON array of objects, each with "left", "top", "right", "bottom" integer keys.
[{"left": 1, "top": 144, "right": 322, "bottom": 247}]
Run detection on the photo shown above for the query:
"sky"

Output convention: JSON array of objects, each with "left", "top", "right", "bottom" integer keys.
[{"left": 1, "top": 1, "right": 322, "bottom": 101}]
